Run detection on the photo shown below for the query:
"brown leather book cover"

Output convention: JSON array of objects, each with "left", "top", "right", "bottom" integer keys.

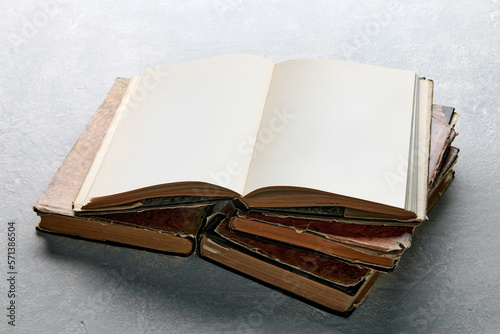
[
  {"left": 235, "top": 211, "right": 413, "bottom": 253},
  {"left": 214, "top": 216, "right": 372, "bottom": 288},
  {"left": 228, "top": 211, "right": 408, "bottom": 271}
]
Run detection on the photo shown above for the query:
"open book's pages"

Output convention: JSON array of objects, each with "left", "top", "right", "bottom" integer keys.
[
  {"left": 199, "top": 214, "right": 381, "bottom": 315},
  {"left": 73, "top": 54, "right": 432, "bottom": 222},
  {"left": 34, "top": 78, "right": 214, "bottom": 256}
]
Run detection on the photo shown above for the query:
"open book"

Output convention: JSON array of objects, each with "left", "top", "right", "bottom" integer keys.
[{"left": 73, "top": 54, "right": 433, "bottom": 221}]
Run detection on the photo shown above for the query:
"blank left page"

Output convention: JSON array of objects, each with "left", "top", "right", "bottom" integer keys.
[{"left": 80, "top": 54, "right": 275, "bottom": 204}]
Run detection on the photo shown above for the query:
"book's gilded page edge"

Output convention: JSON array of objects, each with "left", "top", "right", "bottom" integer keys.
[
  {"left": 416, "top": 79, "right": 433, "bottom": 220},
  {"left": 73, "top": 76, "right": 140, "bottom": 211}
]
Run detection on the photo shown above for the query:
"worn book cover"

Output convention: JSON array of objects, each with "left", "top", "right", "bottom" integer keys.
[
  {"left": 229, "top": 211, "right": 412, "bottom": 271},
  {"left": 429, "top": 104, "right": 458, "bottom": 187}
]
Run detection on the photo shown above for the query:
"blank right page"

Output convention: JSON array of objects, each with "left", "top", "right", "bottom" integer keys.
[{"left": 243, "top": 59, "right": 418, "bottom": 209}]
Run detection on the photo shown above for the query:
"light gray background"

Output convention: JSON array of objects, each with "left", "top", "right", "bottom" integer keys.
[{"left": 1, "top": 1, "right": 499, "bottom": 333}]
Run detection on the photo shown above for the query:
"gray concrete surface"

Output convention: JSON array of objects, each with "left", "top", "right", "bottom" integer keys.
[{"left": 1, "top": 1, "right": 499, "bottom": 333}]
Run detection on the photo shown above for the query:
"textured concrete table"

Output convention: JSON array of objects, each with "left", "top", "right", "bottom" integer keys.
[{"left": 1, "top": 1, "right": 499, "bottom": 333}]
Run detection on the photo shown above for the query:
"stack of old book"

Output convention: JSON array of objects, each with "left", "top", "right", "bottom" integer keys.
[
  {"left": 34, "top": 55, "right": 458, "bottom": 316},
  {"left": 199, "top": 104, "right": 458, "bottom": 315}
]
